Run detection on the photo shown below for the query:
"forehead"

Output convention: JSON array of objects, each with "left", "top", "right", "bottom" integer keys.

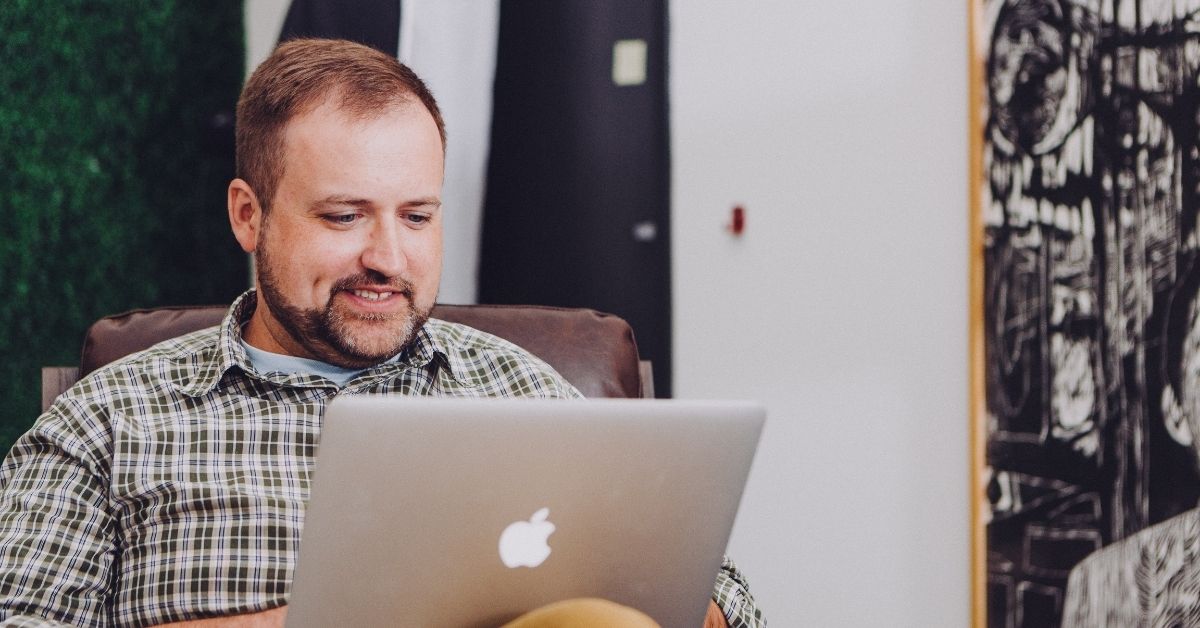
[
  {"left": 276, "top": 99, "right": 444, "bottom": 190},
  {"left": 282, "top": 96, "right": 439, "bottom": 150}
]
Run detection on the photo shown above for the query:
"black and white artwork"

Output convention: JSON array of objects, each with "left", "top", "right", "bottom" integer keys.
[{"left": 978, "top": 0, "right": 1200, "bottom": 625}]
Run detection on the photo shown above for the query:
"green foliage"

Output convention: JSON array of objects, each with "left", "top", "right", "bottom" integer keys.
[{"left": 0, "top": 2, "right": 247, "bottom": 453}]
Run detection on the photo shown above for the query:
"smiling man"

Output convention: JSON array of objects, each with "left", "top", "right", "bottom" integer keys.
[
  {"left": 231, "top": 91, "right": 445, "bottom": 370},
  {"left": 0, "top": 39, "right": 763, "bottom": 628}
]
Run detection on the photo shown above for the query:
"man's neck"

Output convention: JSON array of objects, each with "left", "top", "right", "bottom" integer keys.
[
  {"left": 241, "top": 300, "right": 311, "bottom": 359},
  {"left": 240, "top": 338, "right": 366, "bottom": 388}
]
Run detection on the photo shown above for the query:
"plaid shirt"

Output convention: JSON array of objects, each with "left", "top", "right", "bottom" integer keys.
[{"left": 0, "top": 292, "right": 764, "bottom": 627}]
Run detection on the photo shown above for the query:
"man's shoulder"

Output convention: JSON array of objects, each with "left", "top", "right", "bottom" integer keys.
[
  {"left": 21, "top": 324, "right": 226, "bottom": 472},
  {"left": 58, "top": 324, "right": 225, "bottom": 405},
  {"left": 96, "top": 324, "right": 224, "bottom": 377},
  {"left": 423, "top": 317, "right": 531, "bottom": 355},
  {"left": 422, "top": 318, "right": 581, "bottom": 398},
  {"left": 1064, "top": 507, "right": 1200, "bottom": 625},
  {"left": 1072, "top": 506, "right": 1200, "bottom": 574}
]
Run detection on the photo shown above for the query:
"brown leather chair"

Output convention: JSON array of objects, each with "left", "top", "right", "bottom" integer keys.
[{"left": 42, "top": 304, "right": 653, "bottom": 411}]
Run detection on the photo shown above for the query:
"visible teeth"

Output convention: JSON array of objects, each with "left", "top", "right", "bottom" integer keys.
[{"left": 352, "top": 290, "right": 392, "bottom": 301}]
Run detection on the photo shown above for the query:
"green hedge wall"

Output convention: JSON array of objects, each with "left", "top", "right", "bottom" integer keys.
[{"left": 0, "top": 1, "right": 248, "bottom": 453}]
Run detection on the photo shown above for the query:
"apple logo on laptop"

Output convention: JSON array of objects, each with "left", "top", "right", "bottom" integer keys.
[{"left": 499, "top": 507, "right": 555, "bottom": 568}]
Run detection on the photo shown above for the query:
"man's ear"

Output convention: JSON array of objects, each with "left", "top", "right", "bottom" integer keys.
[
  {"left": 1162, "top": 385, "right": 1194, "bottom": 447},
  {"left": 228, "top": 178, "right": 264, "bottom": 253}
]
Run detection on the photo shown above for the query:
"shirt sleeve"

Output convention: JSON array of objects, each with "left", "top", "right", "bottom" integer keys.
[
  {"left": 712, "top": 555, "right": 767, "bottom": 628},
  {"left": 0, "top": 616, "right": 77, "bottom": 628},
  {"left": 0, "top": 399, "right": 116, "bottom": 626}
]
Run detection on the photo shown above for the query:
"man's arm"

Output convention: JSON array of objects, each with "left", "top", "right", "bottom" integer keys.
[
  {"left": 153, "top": 607, "right": 288, "bottom": 627},
  {"left": 0, "top": 402, "right": 115, "bottom": 626},
  {"left": 711, "top": 557, "right": 766, "bottom": 628}
]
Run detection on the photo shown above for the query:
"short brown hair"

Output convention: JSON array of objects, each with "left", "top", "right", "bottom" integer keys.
[{"left": 235, "top": 38, "right": 446, "bottom": 211}]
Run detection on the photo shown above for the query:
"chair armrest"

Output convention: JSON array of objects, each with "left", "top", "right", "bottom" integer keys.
[
  {"left": 638, "top": 360, "right": 655, "bottom": 398},
  {"left": 42, "top": 367, "right": 80, "bottom": 413}
]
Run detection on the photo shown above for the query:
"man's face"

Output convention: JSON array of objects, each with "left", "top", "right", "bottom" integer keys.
[
  {"left": 1182, "top": 300, "right": 1200, "bottom": 462},
  {"left": 241, "top": 99, "right": 445, "bottom": 368}
]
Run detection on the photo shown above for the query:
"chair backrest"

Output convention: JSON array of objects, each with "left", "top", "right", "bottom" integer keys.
[
  {"left": 79, "top": 304, "right": 648, "bottom": 398},
  {"left": 64, "top": 304, "right": 647, "bottom": 401}
]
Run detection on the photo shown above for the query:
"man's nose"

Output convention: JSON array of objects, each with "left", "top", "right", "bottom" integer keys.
[{"left": 360, "top": 220, "right": 407, "bottom": 277}]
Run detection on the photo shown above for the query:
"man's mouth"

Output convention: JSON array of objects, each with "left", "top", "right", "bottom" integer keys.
[
  {"left": 351, "top": 289, "right": 394, "bottom": 301},
  {"left": 332, "top": 273, "right": 415, "bottom": 305}
]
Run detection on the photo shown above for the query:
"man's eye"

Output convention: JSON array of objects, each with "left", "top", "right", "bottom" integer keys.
[
  {"left": 405, "top": 213, "right": 430, "bottom": 225},
  {"left": 323, "top": 214, "right": 360, "bottom": 225}
]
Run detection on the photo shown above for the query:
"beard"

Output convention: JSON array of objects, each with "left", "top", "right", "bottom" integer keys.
[{"left": 255, "top": 246, "right": 432, "bottom": 369}]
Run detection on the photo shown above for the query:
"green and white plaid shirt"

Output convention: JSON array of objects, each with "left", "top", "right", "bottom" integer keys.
[{"left": 0, "top": 291, "right": 764, "bottom": 627}]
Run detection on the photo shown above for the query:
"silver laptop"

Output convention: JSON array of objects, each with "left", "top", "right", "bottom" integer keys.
[{"left": 286, "top": 397, "right": 764, "bottom": 628}]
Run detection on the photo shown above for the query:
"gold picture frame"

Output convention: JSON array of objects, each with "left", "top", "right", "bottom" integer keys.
[{"left": 968, "top": 1, "right": 986, "bottom": 626}]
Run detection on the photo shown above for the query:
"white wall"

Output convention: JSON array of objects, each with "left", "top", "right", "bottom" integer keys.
[
  {"left": 670, "top": 2, "right": 969, "bottom": 625},
  {"left": 243, "top": 2, "right": 972, "bottom": 623}
]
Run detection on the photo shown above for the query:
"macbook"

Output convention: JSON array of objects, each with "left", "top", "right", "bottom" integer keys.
[{"left": 285, "top": 397, "right": 764, "bottom": 628}]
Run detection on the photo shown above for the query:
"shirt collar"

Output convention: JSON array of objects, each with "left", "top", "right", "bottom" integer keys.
[
  {"left": 177, "top": 291, "right": 258, "bottom": 397},
  {"left": 349, "top": 318, "right": 472, "bottom": 387},
  {"left": 177, "top": 290, "right": 460, "bottom": 396}
]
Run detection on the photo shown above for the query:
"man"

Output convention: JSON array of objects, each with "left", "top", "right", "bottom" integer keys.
[
  {"left": 0, "top": 39, "right": 764, "bottom": 627},
  {"left": 1060, "top": 258, "right": 1200, "bottom": 626}
]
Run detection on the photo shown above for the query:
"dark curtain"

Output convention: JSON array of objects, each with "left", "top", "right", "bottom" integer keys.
[
  {"left": 278, "top": 0, "right": 400, "bottom": 55},
  {"left": 479, "top": 0, "right": 672, "bottom": 396}
]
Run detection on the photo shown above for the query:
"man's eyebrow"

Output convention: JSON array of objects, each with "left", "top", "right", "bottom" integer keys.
[
  {"left": 310, "top": 195, "right": 373, "bottom": 210},
  {"left": 308, "top": 196, "right": 443, "bottom": 210},
  {"left": 403, "top": 197, "right": 443, "bottom": 209}
]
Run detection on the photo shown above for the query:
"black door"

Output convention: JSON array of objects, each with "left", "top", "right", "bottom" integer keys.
[{"left": 479, "top": 0, "right": 672, "bottom": 396}]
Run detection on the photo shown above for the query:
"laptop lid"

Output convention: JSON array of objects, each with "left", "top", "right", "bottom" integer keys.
[{"left": 285, "top": 397, "right": 764, "bottom": 628}]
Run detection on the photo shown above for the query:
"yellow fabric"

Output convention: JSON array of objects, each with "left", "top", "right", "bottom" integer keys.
[{"left": 502, "top": 598, "right": 660, "bottom": 628}]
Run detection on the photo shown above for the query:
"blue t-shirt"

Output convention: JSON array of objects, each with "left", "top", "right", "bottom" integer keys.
[{"left": 240, "top": 340, "right": 370, "bottom": 388}]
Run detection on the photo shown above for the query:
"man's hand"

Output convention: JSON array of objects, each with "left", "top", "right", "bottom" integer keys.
[
  {"left": 151, "top": 601, "right": 721, "bottom": 627},
  {"left": 704, "top": 600, "right": 729, "bottom": 628},
  {"left": 154, "top": 606, "right": 287, "bottom": 627}
]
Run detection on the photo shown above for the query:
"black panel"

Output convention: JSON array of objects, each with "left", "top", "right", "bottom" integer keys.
[
  {"left": 278, "top": 0, "right": 400, "bottom": 55},
  {"left": 480, "top": 0, "right": 672, "bottom": 396}
]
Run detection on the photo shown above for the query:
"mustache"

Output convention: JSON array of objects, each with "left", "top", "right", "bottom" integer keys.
[{"left": 331, "top": 271, "right": 415, "bottom": 297}]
